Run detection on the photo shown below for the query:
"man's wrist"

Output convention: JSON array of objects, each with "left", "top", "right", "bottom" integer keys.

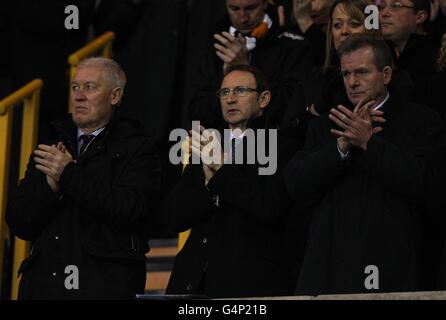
[
  {"left": 337, "top": 142, "right": 350, "bottom": 160},
  {"left": 337, "top": 143, "right": 350, "bottom": 155}
]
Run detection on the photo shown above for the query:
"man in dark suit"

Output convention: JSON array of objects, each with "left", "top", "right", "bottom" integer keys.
[
  {"left": 166, "top": 65, "right": 301, "bottom": 298},
  {"left": 284, "top": 34, "right": 445, "bottom": 295},
  {"left": 7, "top": 57, "right": 161, "bottom": 299}
]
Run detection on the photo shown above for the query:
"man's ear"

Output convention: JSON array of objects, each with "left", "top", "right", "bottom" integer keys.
[
  {"left": 383, "top": 66, "right": 392, "bottom": 86},
  {"left": 259, "top": 90, "right": 271, "bottom": 109},
  {"left": 110, "top": 87, "right": 123, "bottom": 107},
  {"left": 416, "top": 10, "right": 428, "bottom": 26}
]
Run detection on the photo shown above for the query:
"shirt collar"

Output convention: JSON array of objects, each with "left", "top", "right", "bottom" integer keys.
[
  {"left": 77, "top": 127, "right": 106, "bottom": 141},
  {"left": 373, "top": 92, "right": 390, "bottom": 111},
  {"left": 229, "top": 129, "right": 246, "bottom": 141},
  {"left": 229, "top": 14, "right": 272, "bottom": 51}
]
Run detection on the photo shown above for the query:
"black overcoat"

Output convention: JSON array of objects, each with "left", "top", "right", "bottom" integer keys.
[
  {"left": 166, "top": 121, "right": 301, "bottom": 298},
  {"left": 7, "top": 115, "right": 161, "bottom": 299},
  {"left": 284, "top": 97, "right": 445, "bottom": 295}
]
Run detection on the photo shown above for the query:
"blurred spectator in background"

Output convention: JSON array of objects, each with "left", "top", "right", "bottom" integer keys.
[
  {"left": 379, "top": 0, "right": 440, "bottom": 105},
  {"left": 428, "top": 0, "right": 446, "bottom": 45},
  {"left": 291, "top": 0, "right": 336, "bottom": 66}
]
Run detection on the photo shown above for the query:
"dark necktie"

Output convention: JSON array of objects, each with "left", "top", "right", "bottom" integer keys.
[
  {"left": 231, "top": 138, "right": 238, "bottom": 164},
  {"left": 79, "top": 134, "right": 95, "bottom": 157}
]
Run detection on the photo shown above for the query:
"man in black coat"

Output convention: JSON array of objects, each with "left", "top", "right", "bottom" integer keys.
[
  {"left": 6, "top": 58, "right": 161, "bottom": 299},
  {"left": 284, "top": 34, "right": 446, "bottom": 295},
  {"left": 166, "top": 65, "right": 301, "bottom": 298},
  {"left": 379, "top": 0, "right": 440, "bottom": 107},
  {"left": 188, "top": 0, "right": 314, "bottom": 130}
]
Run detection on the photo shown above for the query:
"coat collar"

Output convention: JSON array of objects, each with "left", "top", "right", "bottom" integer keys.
[
  {"left": 216, "top": 114, "right": 271, "bottom": 132},
  {"left": 50, "top": 114, "right": 147, "bottom": 162},
  {"left": 374, "top": 94, "right": 406, "bottom": 133},
  {"left": 51, "top": 114, "right": 146, "bottom": 141}
]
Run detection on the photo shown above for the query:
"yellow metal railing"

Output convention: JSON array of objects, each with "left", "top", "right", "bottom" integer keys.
[
  {"left": 0, "top": 79, "right": 43, "bottom": 300},
  {"left": 178, "top": 140, "right": 191, "bottom": 252},
  {"left": 67, "top": 31, "right": 115, "bottom": 112}
]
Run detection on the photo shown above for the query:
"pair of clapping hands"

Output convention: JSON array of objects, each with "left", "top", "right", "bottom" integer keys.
[
  {"left": 329, "top": 100, "right": 386, "bottom": 153},
  {"left": 34, "top": 142, "right": 74, "bottom": 193},
  {"left": 186, "top": 126, "right": 229, "bottom": 185},
  {"left": 214, "top": 1, "right": 285, "bottom": 71}
]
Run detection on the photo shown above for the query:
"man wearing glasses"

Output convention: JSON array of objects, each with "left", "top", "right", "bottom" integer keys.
[
  {"left": 188, "top": 0, "right": 314, "bottom": 130},
  {"left": 166, "top": 65, "right": 302, "bottom": 298},
  {"left": 378, "top": 0, "right": 440, "bottom": 106}
]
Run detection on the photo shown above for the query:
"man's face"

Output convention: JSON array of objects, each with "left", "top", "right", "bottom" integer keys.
[
  {"left": 72, "top": 66, "right": 118, "bottom": 130},
  {"left": 341, "top": 47, "right": 392, "bottom": 106},
  {"left": 379, "top": 0, "right": 426, "bottom": 44},
  {"left": 220, "top": 70, "right": 267, "bottom": 129},
  {"left": 226, "top": 0, "right": 268, "bottom": 34}
]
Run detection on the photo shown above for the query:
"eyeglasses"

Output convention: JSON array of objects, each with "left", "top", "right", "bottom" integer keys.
[
  {"left": 216, "top": 86, "right": 260, "bottom": 99},
  {"left": 377, "top": 1, "right": 418, "bottom": 11}
]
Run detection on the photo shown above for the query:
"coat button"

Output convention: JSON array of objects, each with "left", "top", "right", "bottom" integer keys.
[
  {"left": 186, "top": 284, "right": 193, "bottom": 291},
  {"left": 202, "top": 238, "right": 207, "bottom": 244}
]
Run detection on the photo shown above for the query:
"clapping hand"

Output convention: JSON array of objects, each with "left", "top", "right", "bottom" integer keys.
[
  {"left": 34, "top": 142, "right": 74, "bottom": 192},
  {"left": 329, "top": 99, "right": 385, "bottom": 152}
]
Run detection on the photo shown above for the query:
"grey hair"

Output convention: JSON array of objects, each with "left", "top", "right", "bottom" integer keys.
[
  {"left": 338, "top": 33, "right": 393, "bottom": 70},
  {"left": 77, "top": 57, "right": 127, "bottom": 92}
]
